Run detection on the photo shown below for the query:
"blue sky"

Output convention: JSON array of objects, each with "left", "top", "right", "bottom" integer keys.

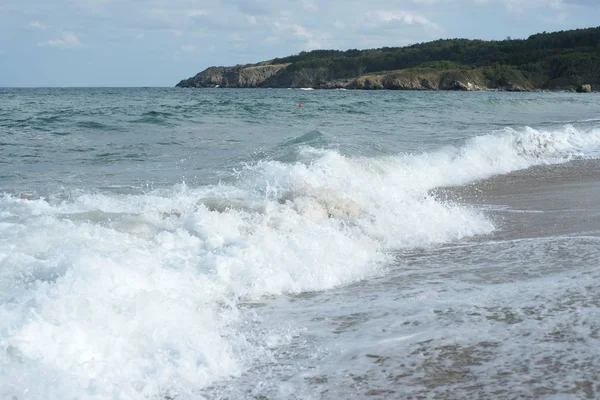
[{"left": 0, "top": 0, "right": 598, "bottom": 87}]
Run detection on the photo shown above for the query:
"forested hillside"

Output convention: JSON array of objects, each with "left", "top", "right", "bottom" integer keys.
[{"left": 177, "top": 27, "right": 600, "bottom": 91}]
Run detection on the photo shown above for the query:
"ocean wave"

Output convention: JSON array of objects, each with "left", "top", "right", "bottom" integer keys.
[
  {"left": 75, "top": 121, "right": 109, "bottom": 130},
  {"left": 276, "top": 130, "right": 328, "bottom": 153},
  {"left": 1, "top": 124, "right": 599, "bottom": 399}
]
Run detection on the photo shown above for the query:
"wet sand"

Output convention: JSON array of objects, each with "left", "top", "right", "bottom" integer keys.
[{"left": 436, "top": 158, "right": 600, "bottom": 240}]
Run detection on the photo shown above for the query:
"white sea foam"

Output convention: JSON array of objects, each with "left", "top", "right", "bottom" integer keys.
[{"left": 1, "top": 124, "right": 599, "bottom": 399}]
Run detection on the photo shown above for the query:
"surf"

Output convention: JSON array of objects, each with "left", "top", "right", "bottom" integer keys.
[{"left": 1, "top": 123, "right": 600, "bottom": 399}]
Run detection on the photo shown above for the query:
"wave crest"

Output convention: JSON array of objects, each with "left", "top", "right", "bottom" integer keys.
[{"left": 1, "top": 123, "right": 599, "bottom": 399}]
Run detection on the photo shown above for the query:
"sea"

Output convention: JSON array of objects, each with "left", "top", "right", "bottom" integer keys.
[{"left": 1, "top": 87, "right": 599, "bottom": 400}]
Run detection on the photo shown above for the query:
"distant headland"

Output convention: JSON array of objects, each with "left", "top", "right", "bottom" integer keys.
[{"left": 176, "top": 26, "right": 599, "bottom": 92}]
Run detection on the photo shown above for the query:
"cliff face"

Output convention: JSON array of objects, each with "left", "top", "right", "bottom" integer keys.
[
  {"left": 176, "top": 63, "right": 598, "bottom": 91},
  {"left": 176, "top": 64, "right": 346, "bottom": 89},
  {"left": 347, "top": 68, "right": 532, "bottom": 91},
  {"left": 176, "top": 65, "right": 535, "bottom": 91},
  {"left": 176, "top": 64, "right": 290, "bottom": 88}
]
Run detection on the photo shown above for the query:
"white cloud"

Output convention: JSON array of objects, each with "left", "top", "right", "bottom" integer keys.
[
  {"left": 502, "top": 0, "right": 564, "bottom": 11},
  {"left": 229, "top": 33, "right": 245, "bottom": 42},
  {"left": 142, "top": 7, "right": 209, "bottom": 31},
  {"left": 412, "top": 0, "right": 444, "bottom": 4},
  {"left": 544, "top": 12, "right": 568, "bottom": 23},
  {"left": 367, "top": 10, "right": 441, "bottom": 32},
  {"left": 301, "top": 0, "right": 318, "bottom": 12},
  {"left": 186, "top": 9, "right": 208, "bottom": 17},
  {"left": 334, "top": 20, "right": 346, "bottom": 29},
  {"left": 264, "top": 35, "right": 279, "bottom": 44},
  {"left": 273, "top": 19, "right": 323, "bottom": 50},
  {"left": 412, "top": 0, "right": 565, "bottom": 11},
  {"left": 180, "top": 44, "right": 197, "bottom": 52},
  {"left": 38, "top": 32, "right": 82, "bottom": 49},
  {"left": 72, "top": 0, "right": 113, "bottom": 13},
  {"left": 28, "top": 21, "right": 49, "bottom": 30},
  {"left": 372, "top": 10, "right": 430, "bottom": 26},
  {"left": 135, "top": 33, "right": 145, "bottom": 40}
]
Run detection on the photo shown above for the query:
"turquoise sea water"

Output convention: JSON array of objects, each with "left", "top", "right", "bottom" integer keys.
[{"left": 1, "top": 88, "right": 600, "bottom": 399}]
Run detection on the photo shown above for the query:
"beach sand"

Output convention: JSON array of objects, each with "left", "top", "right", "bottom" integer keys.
[{"left": 437, "top": 158, "right": 600, "bottom": 240}]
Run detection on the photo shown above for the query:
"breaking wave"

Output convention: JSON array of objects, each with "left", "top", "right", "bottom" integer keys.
[{"left": 1, "top": 124, "right": 599, "bottom": 399}]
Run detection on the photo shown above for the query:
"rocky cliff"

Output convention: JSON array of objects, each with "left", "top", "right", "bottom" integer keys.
[
  {"left": 346, "top": 68, "right": 531, "bottom": 91},
  {"left": 176, "top": 26, "right": 600, "bottom": 91},
  {"left": 175, "top": 63, "right": 289, "bottom": 88},
  {"left": 176, "top": 62, "right": 597, "bottom": 91},
  {"left": 176, "top": 64, "right": 538, "bottom": 91}
]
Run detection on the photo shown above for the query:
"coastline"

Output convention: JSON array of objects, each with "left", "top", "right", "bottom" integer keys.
[
  {"left": 176, "top": 26, "right": 600, "bottom": 92},
  {"left": 175, "top": 65, "right": 597, "bottom": 92},
  {"left": 176, "top": 85, "right": 597, "bottom": 92}
]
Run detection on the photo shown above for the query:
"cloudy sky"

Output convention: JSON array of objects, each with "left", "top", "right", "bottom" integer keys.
[{"left": 0, "top": 0, "right": 598, "bottom": 87}]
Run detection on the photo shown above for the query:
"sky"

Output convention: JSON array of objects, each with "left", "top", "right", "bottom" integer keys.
[{"left": 0, "top": 0, "right": 598, "bottom": 87}]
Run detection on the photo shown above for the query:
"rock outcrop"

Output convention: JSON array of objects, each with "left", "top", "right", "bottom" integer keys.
[
  {"left": 177, "top": 64, "right": 537, "bottom": 91},
  {"left": 176, "top": 63, "right": 289, "bottom": 88},
  {"left": 176, "top": 58, "right": 593, "bottom": 92},
  {"left": 346, "top": 69, "right": 523, "bottom": 91},
  {"left": 177, "top": 26, "right": 600, "bottom": 91}
]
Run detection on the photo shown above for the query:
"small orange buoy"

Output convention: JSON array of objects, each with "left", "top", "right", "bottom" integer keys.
[{"left": 298, "top": 103, "right": 303, "bottom": 107}]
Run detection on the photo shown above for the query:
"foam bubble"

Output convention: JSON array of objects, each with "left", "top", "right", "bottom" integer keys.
[{"left": 1, "top": 124, "right": 599, "bottom": 399}]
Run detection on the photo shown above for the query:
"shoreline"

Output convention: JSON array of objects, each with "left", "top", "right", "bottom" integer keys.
[
  {"left": 435, "top": 159, "right": 600, "bottom": 240},
  {"left": 176, "top": 86, "right": 598, "bottom": 92},
  {"left": 176, "top": 27, "right": 600, "bottom": 92}
]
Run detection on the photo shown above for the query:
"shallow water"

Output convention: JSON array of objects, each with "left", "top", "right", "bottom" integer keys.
[{"left": 1, "top": 88, "right": 600, "bottom": 399}]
